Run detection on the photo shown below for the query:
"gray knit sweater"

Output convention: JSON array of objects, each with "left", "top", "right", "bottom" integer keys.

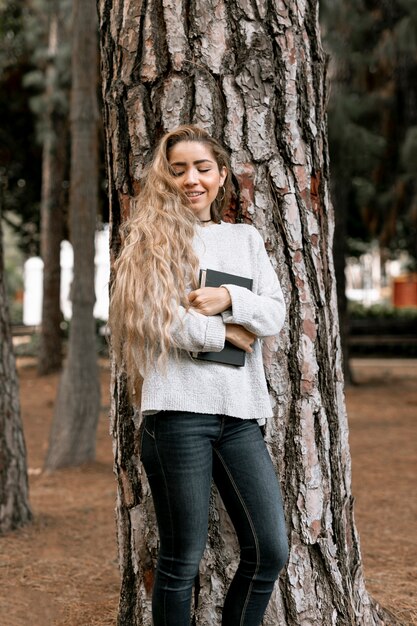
[{"left": 140, "top": 222, "right": 286, "bottom": 422}]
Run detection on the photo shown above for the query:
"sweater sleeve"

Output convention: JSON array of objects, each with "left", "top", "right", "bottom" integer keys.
[
  {"left": 220, "top": 231, "right": 286, "bottom": 337},
  {"left": 170, "top": 305, "right": 226, "bottom": 353}
]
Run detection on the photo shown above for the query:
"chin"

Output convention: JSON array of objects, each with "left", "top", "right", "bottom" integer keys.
[{"left": 193, "top": 208, "right": 211, "bottom": 219}]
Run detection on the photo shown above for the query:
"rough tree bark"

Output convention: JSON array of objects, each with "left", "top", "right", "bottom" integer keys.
[
  {"left": 98, "top": 0, "right": 398, "bottom": 624},
  {"left": 0, "top": 214, "right": 32, "bottom": 534},
  {"left": 38, "top": 6, "right": 68, "bottom": 376},
  {"left": 332, "top": 173, "right": 353, "bottom": 386},
  {"left": 44, "top": 0, "right": 100, "bottom": 470}
]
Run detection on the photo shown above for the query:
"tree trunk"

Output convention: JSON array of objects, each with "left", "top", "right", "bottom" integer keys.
[
  {"left": 38, "top": 9, "right": 68, "bottom": 376},
  {"left": 45, "top": 0, "right": 100, "bottom": 470},
  {"left": 98, "top": 0, "right": 399, "bottom": 623},
  {"left": 0, "top": 213, "right": 32, "bottom": 534},
  {"left": 332, "top": 175, "right": 354, "bottom": 385}
]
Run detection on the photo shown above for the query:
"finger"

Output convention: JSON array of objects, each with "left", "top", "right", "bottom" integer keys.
[
  {"left": 192, "top": 297, "right": 204, "bottom": 308},
  {"left": 188, "top": 290, "right": 198, "bottom": 303}
]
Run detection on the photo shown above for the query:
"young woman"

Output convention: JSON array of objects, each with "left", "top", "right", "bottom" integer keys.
[{"left": 110, "top": 125, "right": 288, "bottom": 626}]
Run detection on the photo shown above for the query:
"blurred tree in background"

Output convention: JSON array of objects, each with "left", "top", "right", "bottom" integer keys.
[
  {"left": 27, "top": 0, "right": 72, "bottom": 374},
  {"left": 1, "top": 0, "right": 101, "bottom": 469},
  {"left": 44, "top": 0, "right": 100, "bottom": 470},
  {"left": 321, "top": 0, "right": 417, "bottom": 266}
]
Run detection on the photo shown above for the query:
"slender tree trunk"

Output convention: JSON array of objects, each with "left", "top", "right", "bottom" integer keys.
[
  {"left": 0, "top": 213, "right": 32, "bottom": 533},
  {"left": 45, "top": 0, "right": 100, "bottom": 470},
  {"left": 37, "top": 116, "right": 67, "bottom": 375},
  {"left": 98, "top": 0, "right": 399, "bottom": 623},
  {"left": 38, "top": 10, "right": 67, "bottom": 376}
]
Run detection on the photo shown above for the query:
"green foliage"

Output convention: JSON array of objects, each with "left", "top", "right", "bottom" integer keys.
[
  {"left": 0, "top": 0, "right": 41, "bottom": 255},
  {"left": 0, "top": 0, "right": 25, "bottom": 68},
  {"left": 0, "top": 0, "right": 72, "bottom": 256},
  {"left": 12, "top": 330, "right": 40, "bottom": 356},
  {"left": 22, "top": 0, "right": 72, "bottom": 144},
  {"left": 394, "top": 6, "right": 417, "bottom": 54},
  {"left": 11, "top": 321, "right": 109, "bottom": 358},
  {"left": 3, "top": 220, "right": 23, "bottom": 292},
  {"left": 321, "top": 0, "right": 417, "bottom": 264},
  {"left": 401, "top": 126, "right": 417, "bottom": 175},
  {"left": 8, "top": 299, "right": 23, "bottom": 325},
  {"left": 348, "top": 300, "right": 417, "bottom": 320}
]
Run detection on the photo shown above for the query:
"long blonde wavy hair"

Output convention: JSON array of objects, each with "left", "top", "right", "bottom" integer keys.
[{"left": 109, "top": 125, "right": 233, "bottom": 399}]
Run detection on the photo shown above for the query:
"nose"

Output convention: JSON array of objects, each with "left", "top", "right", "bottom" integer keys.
[{"left": 183, "top": 167, "right": 198, "bottom": 186}]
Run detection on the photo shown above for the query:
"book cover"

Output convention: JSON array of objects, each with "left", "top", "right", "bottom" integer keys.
[{"left": 192, "top": 268, "right": 253, "bottom": 366}]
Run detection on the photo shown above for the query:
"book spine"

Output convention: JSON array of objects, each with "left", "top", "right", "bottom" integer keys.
[{"left": 192, "top": 271, "right": 207, "bottom": 358}]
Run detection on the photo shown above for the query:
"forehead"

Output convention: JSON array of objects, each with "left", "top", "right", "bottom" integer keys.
[{"left": 168, "top": 140, "right": 215, "bottom": 164}]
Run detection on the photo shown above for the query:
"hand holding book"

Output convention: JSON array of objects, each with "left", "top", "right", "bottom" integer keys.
[
  {"left": 225, "top": 324, "right": 256, "bottom": 353},
  {"left": 188, "top": 286, "right": 232, "bottom": 316},
  {"left": 190, "top": 268, "right": 254, "bottom": 366}
]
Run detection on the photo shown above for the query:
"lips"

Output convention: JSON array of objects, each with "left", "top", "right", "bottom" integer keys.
[{"left": 186, "top": 191, "right": 204, "bottom": 197}]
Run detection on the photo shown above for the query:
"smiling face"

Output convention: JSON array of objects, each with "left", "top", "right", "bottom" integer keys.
[{"left": 168, "top": 141, "right": 227, "bottom": 221}]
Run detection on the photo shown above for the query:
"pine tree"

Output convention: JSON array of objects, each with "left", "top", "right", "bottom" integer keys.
[
  {"left": 44, "top": 0, "right": 100, "bottom": 469},
  {"left": 0, "top": 207, "right": 32, "bottom": 534},
  {"left": 27, "top": 0, "right": 72, "bottom": 375},
  {"left": 98, "top": 0, "right": 399, "bottom": 623}
]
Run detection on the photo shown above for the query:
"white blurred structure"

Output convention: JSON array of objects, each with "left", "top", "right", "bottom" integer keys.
[
  {"left": 345, "top": 243, "right": 382, "bottom": 305},
  {"left": 60, "top": 240, "right": 74, "bottom": 320},
  {"left": 345, "top": 242, "right": 412, "bottom": 306},
  {"left": 23, "top": 226, "right": 110, "bottom": 326},
  {"left": 94, "top": 227, "right": 110, "bottom": 320},
  {"left": 23, "top": 257, "right": 44, "bottom": 325}
]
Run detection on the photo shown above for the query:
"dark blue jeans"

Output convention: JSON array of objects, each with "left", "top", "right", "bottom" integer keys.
[{"left": 141, "top": 411, "right": 288, "bottom": 626}]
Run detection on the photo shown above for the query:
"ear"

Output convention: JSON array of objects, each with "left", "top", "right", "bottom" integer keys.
[{"left": 219, "top": 166, "right": 227, "bottom": 187}]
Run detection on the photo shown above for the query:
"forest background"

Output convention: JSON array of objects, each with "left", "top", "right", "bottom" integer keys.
[{"left": 0, "top": 0, "right": 416, "bottom": 625}]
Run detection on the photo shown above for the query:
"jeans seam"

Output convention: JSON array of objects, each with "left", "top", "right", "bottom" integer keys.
[
  {"left": 154, "top": 429, "right": 175, "bottom": 626},
  {"left": 144, "top": 425, "right": 155, "bottom": 439},
  {"left": 214, "top": 448, "right": 260, "bottom": 626},
  {"left": 214, "top": 415, "right": 226, "bottom": 444},
  {"left": 144, "top": 416, "right": 156, "bottom": 439}
]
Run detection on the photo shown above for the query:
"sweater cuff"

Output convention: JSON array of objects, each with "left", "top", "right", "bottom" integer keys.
[
  {"left": 221, "top": 284, "right": 253, "bottom": 326},
  {"left": 203, "top": 315, "right": 226, "bottom": 352}
]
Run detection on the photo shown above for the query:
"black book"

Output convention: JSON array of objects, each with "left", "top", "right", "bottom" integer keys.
[{"left": 192, "top": 268, "right": 253, "bottom": 366}]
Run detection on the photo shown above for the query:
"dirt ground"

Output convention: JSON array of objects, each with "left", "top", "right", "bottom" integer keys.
[{"left": 0, "top": 357, "right": 416, "bottom": 626}]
